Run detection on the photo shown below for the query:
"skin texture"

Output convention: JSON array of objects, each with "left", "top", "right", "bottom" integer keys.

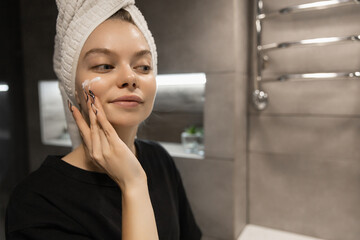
[{"left": 64, "top": 19, "right": 158, "bottom": 240}]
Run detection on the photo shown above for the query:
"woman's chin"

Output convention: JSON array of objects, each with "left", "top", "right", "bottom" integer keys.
[
  {"left": 105, "top": 109, "right": 151, "bottom": 129},
  {"left": 108, "top": 118, "right": 143, "bottom": 129}
]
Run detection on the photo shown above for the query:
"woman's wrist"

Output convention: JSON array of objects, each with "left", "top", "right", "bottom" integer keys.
[{"left": 116, "top": 172, "right": 148, "bottom": 195}]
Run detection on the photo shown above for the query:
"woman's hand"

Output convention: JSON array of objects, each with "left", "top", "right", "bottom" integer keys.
[
  {"left": 69, "top": 90, "right": 146, "bottom": 192},
  {"left": 68, "top": 90, "right": 159, "bottom": 240}
]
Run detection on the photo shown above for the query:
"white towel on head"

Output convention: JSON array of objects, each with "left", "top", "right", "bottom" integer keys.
[{"left": 53, "top": 0, "right": 157, "bottom": 148}]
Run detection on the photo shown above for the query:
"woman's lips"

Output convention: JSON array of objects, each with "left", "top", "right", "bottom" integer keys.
[{"left": 110, "top": 95, "right": 144, "bottom": 108}]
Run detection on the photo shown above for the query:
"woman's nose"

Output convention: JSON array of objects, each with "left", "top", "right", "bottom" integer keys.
[{"left": 116, "top": 66, "right": 137, "bottom": 89}]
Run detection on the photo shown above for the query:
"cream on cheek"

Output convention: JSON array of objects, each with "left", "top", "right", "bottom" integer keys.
[
  {"left": 82, "top": 76, "right": 102, "bottom": 91},
  {"left": 79, "top": 76, "right": 105, "bottom": 116}
]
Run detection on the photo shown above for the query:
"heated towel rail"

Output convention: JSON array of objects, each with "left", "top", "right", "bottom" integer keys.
[{"left": 252, "top": 0, "right": 360, "bottom": 110}]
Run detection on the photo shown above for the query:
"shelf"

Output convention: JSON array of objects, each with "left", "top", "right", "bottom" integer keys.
[{"left": 159, "top": 142, "right": 204, "bottom": 160}]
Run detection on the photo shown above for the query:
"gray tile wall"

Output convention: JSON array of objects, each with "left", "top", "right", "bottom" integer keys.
[
  {"left": 137, "top": 0, "right": 251, "bottom": 239},
  {"left": 248, "top": 1, "right": 360, "bottom": 240},
  {"left": 174, "top": 157, "right": 236, "bottom": 240},
  {"left": 136, "top": 0, "right": 236, "bottom": 74}
]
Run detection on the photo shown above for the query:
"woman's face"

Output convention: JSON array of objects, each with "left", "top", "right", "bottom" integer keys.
[{"left": 75, "top": 19, "right": 156, "bottom": 127}]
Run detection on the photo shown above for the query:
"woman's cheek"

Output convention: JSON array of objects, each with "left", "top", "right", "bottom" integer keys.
[
  {"left": 87, "top": 77, "right": 109, "bottom": 96},
  {"left": 144, "top": 75, "right": 157, "bottom": 95}
]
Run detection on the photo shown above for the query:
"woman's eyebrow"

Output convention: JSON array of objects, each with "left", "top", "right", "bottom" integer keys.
[
  {"left": 134, "top": 49, "right": 152, "bottom": 59},
  {"left": 84, "top": 48, "right": 151, "bottom": 59},
  {"left": 84, "top": 48, "right": 113, "bottom": 59}
]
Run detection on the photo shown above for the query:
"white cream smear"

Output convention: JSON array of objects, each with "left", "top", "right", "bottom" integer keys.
[{"left": 82, "top": 77, "right": 101, "bottom": 91}]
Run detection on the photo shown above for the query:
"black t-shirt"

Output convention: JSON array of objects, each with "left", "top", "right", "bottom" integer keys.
[{"left": 5, "top": 139, "right": 201, "bottom": 240}]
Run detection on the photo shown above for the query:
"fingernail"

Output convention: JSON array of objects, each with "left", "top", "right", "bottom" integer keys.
[
  {"left": 89, "top": 90, "right": 95, "bottom": 103},
  {"left": 91, "top": 103, "right": 98, "bottom": 115},
  {"left": 84, "top": 90, "right": 88, "bottom": 102},
  {"left": 67, "top": 99, "right": 73, "bottom": 113}
]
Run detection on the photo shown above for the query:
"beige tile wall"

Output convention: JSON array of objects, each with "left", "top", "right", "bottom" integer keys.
[
  {"left": 249, "top": 152, "right": 360, "bottom": 240},
  {"left": 204, "top": 72, "right": 236, "bottom": 159},
  {"left": 136, "top": 0, "right": 250, "bottom": 239},
  {"left": 248, "top": 1, "right": 360, "bottom": 240},
  {"left": 174, "top": 157, "right": 236, "bottom": 240},
  {"left": 137, "top": 0, "right": 236, "bottom": 74}
]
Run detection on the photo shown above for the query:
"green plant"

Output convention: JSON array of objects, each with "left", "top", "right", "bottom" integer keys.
[{"left": 184, "top": 125, "right": 203, "bottom": 135}]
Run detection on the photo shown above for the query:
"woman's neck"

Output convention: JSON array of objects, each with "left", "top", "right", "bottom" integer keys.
[{"left": 113, "top": 125, "right": 138, "bottom": 154}]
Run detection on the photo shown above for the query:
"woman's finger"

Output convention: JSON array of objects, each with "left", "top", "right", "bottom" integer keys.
[
  {"left": 88, "top": 95, "right": 112, "bottom": 154},
  {"left": 86, "top": 91, "right": 103, "bottom": 161},
  {"left": 92, "top": 96, "right": 120, "bottom": 145},
  {"left": 99, "top": 127, "right": 111, "bottom": 157},
  {"left": 68, "top": 100, "right": 92, "bottom": 149}
]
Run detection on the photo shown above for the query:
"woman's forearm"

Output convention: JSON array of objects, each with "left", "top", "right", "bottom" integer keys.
[{"left": 121, "top": 181, "right": 159, "bottom": 240}]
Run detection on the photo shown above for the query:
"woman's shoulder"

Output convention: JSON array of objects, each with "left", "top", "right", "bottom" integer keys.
[
  {"left": 135, "top": 139, "right": 171, "bottom": 158},
  {"left": 8, "top": 157, "right": 57, "bottom": 202},
  {"left": 135, "top": 139, "right": 179, "bottom": 174},
  {"left": 6, "top": 157, "right": 59, "bottom": 231},
  {"left": 11, "top": 163, "right": 46, "bottom": 192},
  {"left": 7, "top": 155, "right": 73, "bottom": 211}
]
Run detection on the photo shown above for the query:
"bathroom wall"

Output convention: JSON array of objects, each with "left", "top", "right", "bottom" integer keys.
[
  {"left": 19, "top": 0, "right": 70, "bottom": 171},
  {"left": 136, "top": 1, "right": 250, "bottom": 239},
  {"left": 18, "top": 0, "right": 250, "bottom": 239},
  {"left": 0, "top": 1, "right": 28, "bottom": 239},
  {"left": 248, "top": 1, "right": 360, "bottom": 240}
]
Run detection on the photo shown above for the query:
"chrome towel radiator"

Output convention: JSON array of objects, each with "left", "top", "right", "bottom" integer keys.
[{"left": 252, "top": 0, "right": 360, "bottom": 110}]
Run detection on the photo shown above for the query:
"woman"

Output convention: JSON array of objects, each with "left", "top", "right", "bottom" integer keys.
[{"left": 5, "top": 0, "right": 202, "bottom": 239}]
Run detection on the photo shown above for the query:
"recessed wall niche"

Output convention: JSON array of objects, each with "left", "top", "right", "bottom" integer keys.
[{"left": 38, "top": 73, "right": 206, "bottom": 158}]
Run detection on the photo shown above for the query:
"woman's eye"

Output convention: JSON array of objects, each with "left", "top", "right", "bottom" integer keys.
[
  {"left": 92, "top": 64, "right": 114, "bottom": 72},
  {"left": 136, "top": 65, "right": 152, "bottom": 73}
]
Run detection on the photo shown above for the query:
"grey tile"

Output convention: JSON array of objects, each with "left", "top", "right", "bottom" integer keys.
[
  {"left": 204, "top": 73, "right": 236, "bottom": 159},
  {"left": 249, "top": 115, "right": 360, "bottom": 159},
  {"left": 233, "top": 156, "right": 247, "bottom": 238},
  {"left": 249, "top": 78, "right": 360, "bottom": 115},
  {"left": 234, "top": 72, "right": 249, "bottom": 166},
  {"left": 136, "top": 0, "right": 236, "bottom": 73},
  {"left": 261, "top": 44, "right": 360, "bottom": 75},
  {"left": 234, "top": 74, "right": 249, "bottom": 238},
  {"left": 174, "top": 157, "right": 238, "bottom": 240},
  {"left": 234, "top": 0, "right": 251, "bottom": 74},
  {"left": 248, "top": 152, "right": 360, "bottom": 240}
]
